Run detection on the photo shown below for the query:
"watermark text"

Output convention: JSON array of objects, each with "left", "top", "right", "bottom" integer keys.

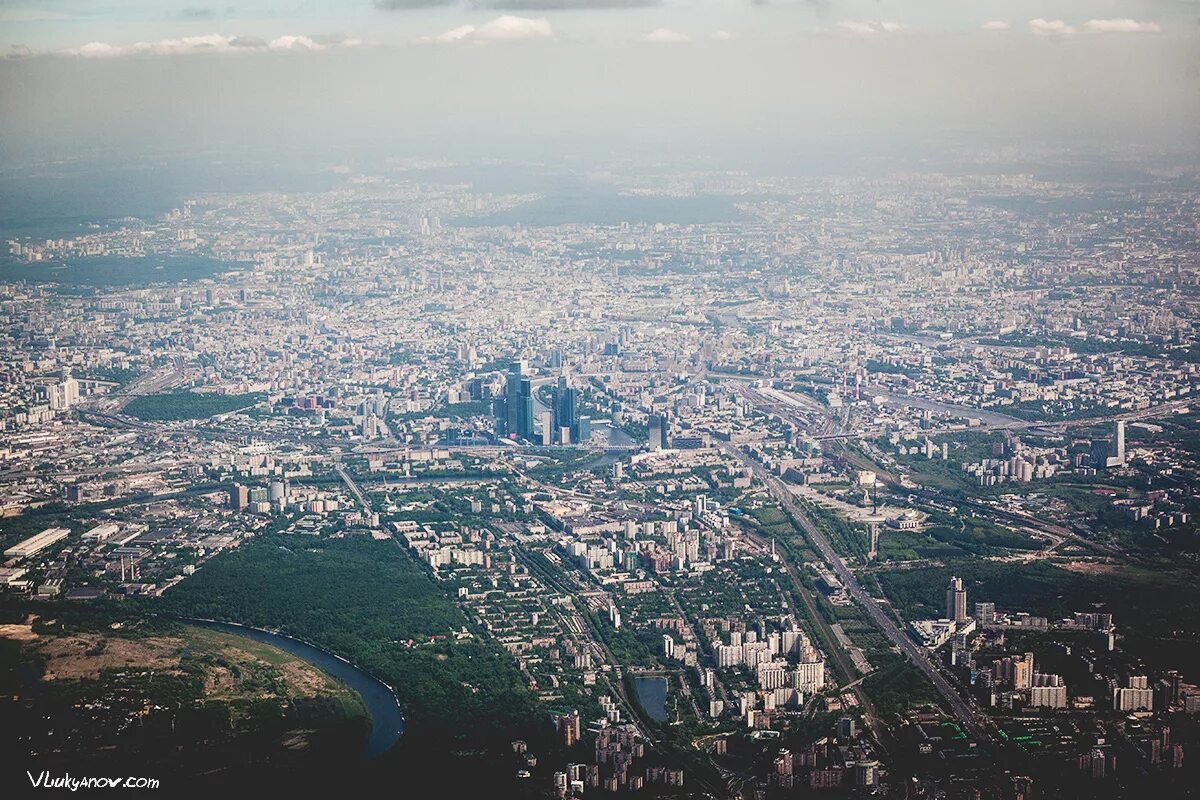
[{"left": 27, "top": 771, "right": 160, "bottom": 791}]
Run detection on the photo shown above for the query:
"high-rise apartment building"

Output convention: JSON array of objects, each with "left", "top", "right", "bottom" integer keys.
[{"left": 945, "top": 576, "right": 967, "bottom": 623}]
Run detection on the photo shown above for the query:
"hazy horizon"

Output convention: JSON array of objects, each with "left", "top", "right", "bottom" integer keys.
[
  {"left": 1, "top": 1, "right": 1198, "bottom": 170},
  {"left": 4, "top": 4, "right": 1200, "bottom": 800}
]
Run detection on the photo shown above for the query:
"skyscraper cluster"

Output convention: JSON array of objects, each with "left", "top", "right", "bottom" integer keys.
[{"left": 495, "top": 362, "right": 534, "bottom": 441}]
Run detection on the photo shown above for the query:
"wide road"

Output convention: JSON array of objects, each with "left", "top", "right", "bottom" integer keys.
[
  {"left": 335, "top": 462, "right": 373, "bottom": 514},
  {"left": 722, "top": 442, "right": 993, "bottom": 743},
  {"left": 736, "top": 514, "right": 889, "bottom": 751}
]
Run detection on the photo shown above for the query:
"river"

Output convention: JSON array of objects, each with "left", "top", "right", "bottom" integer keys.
[
  {"left": 862, "top": 389, "right": 1023, "bottom": 426},
  {"left": 185, "top": 619, "right": 405, "bottom": 759}
]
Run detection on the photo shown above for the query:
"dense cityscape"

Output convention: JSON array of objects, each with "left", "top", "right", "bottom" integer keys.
[
  {"left": 2, "top": 0, "right": 1199, "bottom": 797},
  {"left": 0, "top": 156, "right": 1197, "bottom": 798}
]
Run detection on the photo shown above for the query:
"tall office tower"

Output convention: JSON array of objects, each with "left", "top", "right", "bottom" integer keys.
[
  {"left": 492, "top": 396, "right": 508, "bottom": 436},
  {"left": 505, "top": 363, "right": 521, "bottom": 436},
  {"left": 945, "top": 576, "right": 967, "bottom": 623},
  {"left": 518, "top": 377, "right": 534, "bottom": 439},
  {"left": 552, "top": 378, "right": 579, "bottom": 444},
  {"left": 1113, "top": 420, "right": 1126, "bottom": 465},
  {"left": 504, "top": 362, "right": 535, "bottom": 440},
  {"left": 539, "top": 410, "right": 552, "bottom": 446},
  {"left": 648, "top": 413, "right": 669, "bottom": 450}
]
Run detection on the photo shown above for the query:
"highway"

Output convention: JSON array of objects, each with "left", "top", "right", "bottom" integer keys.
[
  {"left": 736, "top": 512, "right": 889, "bottom": 750},
  {"left": 334, "top": 462, "right": 372, "bottom": 513},
  {"left": 729, "top": 383, "right": 993, "bottom": 739},
  {"left": 725, "top": 443, "right": 992, "bottom": 741}
]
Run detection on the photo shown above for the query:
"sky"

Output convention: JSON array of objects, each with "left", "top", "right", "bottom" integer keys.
[{"left": 0, "top": 1, "right": 1198, "bottom": 169}]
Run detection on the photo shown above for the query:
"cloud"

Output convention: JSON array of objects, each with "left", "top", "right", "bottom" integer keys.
[
  {"left": 423, "top": 24, "right": 478, "bottom": 43},
  {"left": 711, "top": 30, "right": 733, "bottom": 41},
  {"left": 836, "top": 20, "right": 908, "bottom": 37},
  {"left": 419, "top": 15, "right": 554, "bottom": 43},
  {"left": 67, "top": 34, "right": 238, "bottom": 58},
  {"left": 639, "top": 28, "right": 690, "bottom": 43},
  {"left": 475, "top": 0, "right": 660, "bottom": 8},
  {"left": 474, "top": 14, "right": 553, "bottom": 39},
  {"left": 3, "top": 44, "right": 35, "bottom": 60},
  {"left": 61, "top": 33, "right": 357, "bottom": 58},
  {"left": 1029, "top": 17, "right": 1161, "bottom": 38},
  {"left": 981, "top": 21, "right": 1010, "bottom": 32},
  {"left": 1028, "top": 18, "right": 1075, "bottom": 38},
  {"left": 267, "top": 35, "right": 326, "bottom": 51},
  {"left": 1081, "top": 18, "right": 1161, "bottom": 34}
]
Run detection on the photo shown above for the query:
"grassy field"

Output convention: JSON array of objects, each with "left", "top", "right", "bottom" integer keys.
[
  {"left": 874, "top": 528, "right": 965, "bottom": 562},
  {"left": 2, "top": 618, "right": 365, "bottom": 710}
]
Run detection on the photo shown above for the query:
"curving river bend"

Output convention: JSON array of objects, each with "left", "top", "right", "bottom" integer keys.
[{"left": 185, "top": 619, "right": 405, "bottom": 759}]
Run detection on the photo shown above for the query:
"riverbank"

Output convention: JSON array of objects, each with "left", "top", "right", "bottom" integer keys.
[{"left": 180, "top": 618, "right": 405, "bottom": 759}]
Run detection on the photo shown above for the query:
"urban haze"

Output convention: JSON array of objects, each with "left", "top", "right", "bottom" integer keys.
[{"left": 1, "top": 1, "right": 1198, "bottom": 799}]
